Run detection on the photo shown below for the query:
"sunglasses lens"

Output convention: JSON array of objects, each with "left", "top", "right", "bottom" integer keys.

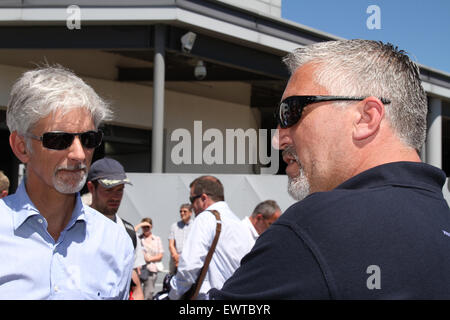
[
  {"left": 80, "top": 131, "right": 103, "bottom": 148},
  {"left": 42, "top": 132, "right": 74, "bottom": 150},
  {"left": 278, "top": 99, "right": 300, "bottom": 128},
  {"left": 190, "top": 195, "right": 200, "bottom": 203},
  {"left": 41, "top": 131, "right": 103, "bottom": 150},
  {"left": 278, "top": 101, "right": 291, "bottom": 128}
]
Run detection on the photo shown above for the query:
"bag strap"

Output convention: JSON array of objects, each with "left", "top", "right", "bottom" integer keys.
[{"left": 189, "top": 209, "right": 222, "bottom": 300}]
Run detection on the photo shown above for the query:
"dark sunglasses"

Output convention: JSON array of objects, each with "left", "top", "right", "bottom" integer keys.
[
  {"left": 189, "top": 194, "right": 202, "bottom": 204},
  {"left": 275, "top": 96, "right": 391, "bottom": 129},
  {"left": 27, "top": 130, "right": 103, "bottom": 150}
]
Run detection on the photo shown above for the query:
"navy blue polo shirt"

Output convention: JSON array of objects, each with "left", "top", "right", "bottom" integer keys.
[{"left": 209, "top": 161, "right": 450, "bottom": 299}]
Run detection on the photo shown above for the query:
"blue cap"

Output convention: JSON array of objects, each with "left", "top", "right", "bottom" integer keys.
[{"left": 88, "top": 158, "right": 132, "bottom": 188}]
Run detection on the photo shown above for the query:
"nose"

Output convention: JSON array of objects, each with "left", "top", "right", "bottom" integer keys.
[
  {"left": 272, "top": 125, "right": 291, "bottom": 150},
  {"left": 67, "top": 136, "right": 87, "bottom": 162},
  {"left": 111, "top": 190, "right": 124, "bottom": 200}
]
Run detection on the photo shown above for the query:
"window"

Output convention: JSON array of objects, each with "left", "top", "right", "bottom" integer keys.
[{"left": 93, "top": 124, "right": 151, "bottom": 173}]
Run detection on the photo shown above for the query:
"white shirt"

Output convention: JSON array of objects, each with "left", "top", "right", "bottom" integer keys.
[
  {"left": 241, "top": 216, "right": 259, "bottom": 248},
  {"left": 169, "top": 201, "right": 253, "bottom": 300}
]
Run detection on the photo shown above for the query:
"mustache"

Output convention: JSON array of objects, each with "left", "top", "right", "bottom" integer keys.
[
  {"left": 55, "top": 163, "right": 87, "bottom": 171},
  {"left": 282, "top": 145, "right": 299, "bottom": 162}
]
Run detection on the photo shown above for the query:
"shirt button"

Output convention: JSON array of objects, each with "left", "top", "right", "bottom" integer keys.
[{"left": 38, "top": 218, "right": 43, "bottom": 224}]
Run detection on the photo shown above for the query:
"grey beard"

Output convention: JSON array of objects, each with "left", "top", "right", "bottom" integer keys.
[
  {"left": 287, "top": 166, "right": 311, "bottom": 201},
  {"left": 53, "top": 164, "right": 87, "bottom": 194}
]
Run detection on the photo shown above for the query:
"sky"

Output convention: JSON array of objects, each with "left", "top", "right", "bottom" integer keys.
[{"left": 281, "top": 0, "right": 450, "bottom": 74}]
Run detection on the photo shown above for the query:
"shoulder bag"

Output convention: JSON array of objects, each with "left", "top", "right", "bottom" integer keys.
[{"left": 182, "top": 209, "right": 222, "bottom": 300}]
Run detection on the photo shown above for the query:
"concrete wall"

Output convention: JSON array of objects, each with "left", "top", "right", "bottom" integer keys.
[{"left": 116, "top": 172, "right": 296, "bottom": 275}]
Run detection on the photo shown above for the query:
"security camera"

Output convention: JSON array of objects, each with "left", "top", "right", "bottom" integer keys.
[
  {"left": 194, "top": 60, "right": 207, "bottom": 80},
  {"left": 181, "top": 31, "right": 197, "bottom": 53}
]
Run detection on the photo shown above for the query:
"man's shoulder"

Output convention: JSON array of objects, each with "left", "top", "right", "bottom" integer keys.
[
  {"left": 120, "top": 217, "right": 135, "bottom": 231},
  {"left": 173, "top": 220, "right": 186, "bottom": 229},
  {"left": 207, "top": 201, "right": 241, "bottom": 221},
  {"left": 281, "top": 190, "right": 356, "bottom": 220},
  {"left": 275, "top": 188, "right": 378, "bottom": 238},
  {"left": 84, "top": 205, "right": 132, "bottom": 242}
]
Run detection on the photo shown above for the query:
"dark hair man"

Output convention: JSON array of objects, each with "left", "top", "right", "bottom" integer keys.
[
  {"left": 87, "top": 157, "right": 145, "bottom": 300},
  {"left": 210, "top": 40, "right": 450, "bottom": 299},
  {"left": 168, "top": 175, "right": 252, "bottom": 300}
]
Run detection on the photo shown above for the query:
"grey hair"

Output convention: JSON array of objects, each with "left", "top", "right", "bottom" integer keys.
[
  {"left": 180, "top": 203, "right": 192, "bottom": 211},
  {"left": 6, "top": 65, "right": 112, "bottom": 137},
  {"left": 251, "top": 200, "right": 280, "bottom": 219},
  {"left": 283, "top": 40, "right": 427, "bottom": 152}
]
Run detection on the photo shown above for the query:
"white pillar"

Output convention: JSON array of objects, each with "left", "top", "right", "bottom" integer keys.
[
  {"left": 152, "top": 24, "right": 166, "bottom": 173},
  {"left": 426, "top": 97, "right": 442, "bottom": 168}
]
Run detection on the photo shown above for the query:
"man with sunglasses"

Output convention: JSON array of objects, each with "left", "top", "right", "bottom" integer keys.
[
  {"left": 168, "top": 203, "right": 193, "bottom": 275},
  {"left": 168, "top": 175, "right": 252, "bottom": 300},
  {"left": 0, "top": 66, "right": 134, "bottom": 299},
  {"left": 209, "top": 40, "right": 450, "bottom": 299}
]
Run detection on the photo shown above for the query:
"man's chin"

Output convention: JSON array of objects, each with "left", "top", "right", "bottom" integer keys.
[
  {"left": 53, "top": 170, "right": 87, "bottom": 194},
  {"left": 287, "top": 173, "right": 311, "bottom": 201}
]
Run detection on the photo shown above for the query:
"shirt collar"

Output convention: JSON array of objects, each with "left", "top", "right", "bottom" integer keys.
[
  {"left": 245, "top": 216, "right": 259, "bottom": 239},
  {"left": 336, "top": 161, "right": 446, "bottom": 193},
  {"left": 10, "top": 180, "right": 86, "bottom": 230},
  {"left": 205, "top": 201, "right": 229, "bottom": 212},
  {"left": 10, "top": 181, "right": 40, "bottom": 230}
]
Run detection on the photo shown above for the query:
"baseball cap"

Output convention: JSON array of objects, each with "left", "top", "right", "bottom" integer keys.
[{"left": 87, "top": 158, "right": 132, "bottom": 188}]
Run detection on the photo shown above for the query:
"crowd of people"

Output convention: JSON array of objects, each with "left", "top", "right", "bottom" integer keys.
[{"left": 0, "top": 39, "right": 450, "bottom": 300}]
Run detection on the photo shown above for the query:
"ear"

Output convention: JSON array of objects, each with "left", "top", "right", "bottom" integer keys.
[
  {"left": 86, "top": 181, "right": 95, "bottom": 194},
  {"left": 0, "top": 190, "right": 8, "bottom": 198},
  {"left": 352, "top": 98, "right": 385, "bottom": 141},
  {"left": 9, "top": 131, "right": 31, "bottom": 164},
  {"left": 255, "top": 213, "right": 264, "bottom": 221}
]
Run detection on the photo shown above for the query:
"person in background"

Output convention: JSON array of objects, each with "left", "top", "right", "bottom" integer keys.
[
  {"left": 87, "top": 157, "right": 145, "bottom": 300},
  {"left": 0, "top": 65, "right": 133, "bottom": 299},
  {"left": 168, "top": 175, "right": 253, "bottom": 300},
  {"left": 242, "top": 200, "right": 281, "bottom": 247},
  {"left": 135, "top": 217, "right": 164, "bottom": 300},
  {"left": 168, "top": 203, "right": 193, "bottom": 275},
  {"left": 0, "top": 170, "right": 10, "bottom": 199}
]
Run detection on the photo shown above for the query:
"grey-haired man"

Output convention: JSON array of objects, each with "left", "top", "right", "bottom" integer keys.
[
  {"left": 210, "top": 40, "right": 450, "bottom": 299},
  {"left": 0, "top": 66, "right": 133, "bottom": 299}
]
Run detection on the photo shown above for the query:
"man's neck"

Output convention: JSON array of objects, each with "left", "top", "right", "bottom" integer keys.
[
  {"left": 90, "top": 203, "right": 117, "bottom": 222},
  {"left": 196, "top": 199, "right": 217, "bottom": 216},
  {"left": 351, "top": 142, "right": 421, "bottom": 179},
  {"left": 25, "top": 179, "right": 77, "bottom": 241}
]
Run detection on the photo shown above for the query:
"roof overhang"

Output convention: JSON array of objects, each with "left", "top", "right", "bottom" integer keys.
[{"left": 0, "top": 0, "right": 448, "bottom": 100}]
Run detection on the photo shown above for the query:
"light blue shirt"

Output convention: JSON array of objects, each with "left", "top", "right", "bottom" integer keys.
[{"left": 0, "top": 181, "right": 134, "bottom": 300}]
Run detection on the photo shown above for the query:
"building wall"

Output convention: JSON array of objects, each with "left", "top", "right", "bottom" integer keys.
[{"left": 0, "top": 62, "right": 260, "bottom": 174}]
